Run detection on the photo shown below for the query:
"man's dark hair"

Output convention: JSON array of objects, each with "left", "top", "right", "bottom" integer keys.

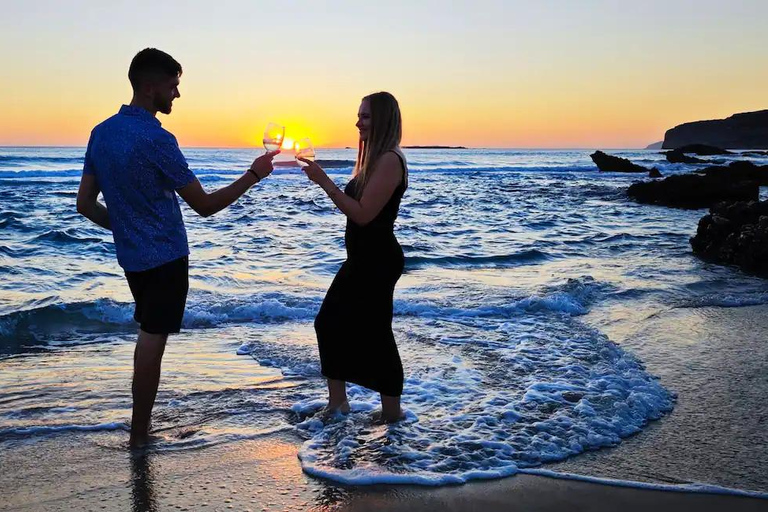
[{"left": 128, "top": 48, "right": 182, "bottom": 91}]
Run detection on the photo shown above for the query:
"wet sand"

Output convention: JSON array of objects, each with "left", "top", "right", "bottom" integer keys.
[{"left": 1, "top": 432, "right": 765, "bottom": 512}]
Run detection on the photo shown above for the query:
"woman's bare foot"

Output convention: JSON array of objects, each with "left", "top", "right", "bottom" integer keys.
[
  {"left": 375, "top": 394, "right": 403, "bottom": 424},
  {"left": 319, "top": 400, "right": 350, "bottom": 420},
  {"left": 371, "top": 408, "right": 405, "bottom": 424}
]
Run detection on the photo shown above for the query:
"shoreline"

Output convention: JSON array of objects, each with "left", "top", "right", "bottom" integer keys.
[{"left": 2, "top": 432, "right": 766, "bottom": 512}]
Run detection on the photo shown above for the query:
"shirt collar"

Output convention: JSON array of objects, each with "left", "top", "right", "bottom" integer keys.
[{"left": 119, "top": 105, "right": 161, "bottom": 126}]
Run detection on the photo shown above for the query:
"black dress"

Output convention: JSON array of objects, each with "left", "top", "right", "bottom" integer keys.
[{"left": 314, "top": 152, "right": 408, "bottom": 397}]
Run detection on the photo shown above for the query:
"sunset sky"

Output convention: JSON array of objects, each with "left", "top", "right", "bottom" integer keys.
[{"left": 1, "top": 0, "right": 766, "bottom": 148}]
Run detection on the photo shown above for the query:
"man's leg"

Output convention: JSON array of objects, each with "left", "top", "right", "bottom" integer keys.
[{"left": 130, "top": 329, "right": 168, "bottom": 447}]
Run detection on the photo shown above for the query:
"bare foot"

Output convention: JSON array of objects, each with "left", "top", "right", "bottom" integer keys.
[
  {"left": 318, "top": 400, "right": 350, "bottom": 420},
  {"left": 371, "top": 408, "right": 405, "bottom": 425},
  {"left": 129, "top": 432, "right": 162, "bottom": 450},
  {"left": 129, "top": 433, "right": 150, "bottom": 449}
]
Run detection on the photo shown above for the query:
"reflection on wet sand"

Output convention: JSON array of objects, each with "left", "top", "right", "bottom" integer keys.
[{"left": 131, "top": 451, "right": 157, "bottom": 512}]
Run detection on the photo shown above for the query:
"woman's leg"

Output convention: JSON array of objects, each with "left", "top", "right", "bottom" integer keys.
[
  {"left": 327, "top": 378, "right": 350, "bottom": 412},
  {"left": 379, "top": 394, "right": 402, "bottom": 423}
]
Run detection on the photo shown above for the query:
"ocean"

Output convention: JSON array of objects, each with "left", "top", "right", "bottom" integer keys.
[{"left": 1, "top": 147, "right": 767, "bottom": 496}]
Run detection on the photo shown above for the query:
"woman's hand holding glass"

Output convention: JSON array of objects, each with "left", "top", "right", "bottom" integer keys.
[{"left": 298, "top": 157, "right": 331, "bottom": 188}]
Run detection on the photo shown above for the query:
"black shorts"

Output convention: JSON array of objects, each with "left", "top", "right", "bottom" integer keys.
[{"left": 125, "top": 256, "right": 189, "bottom": 335}]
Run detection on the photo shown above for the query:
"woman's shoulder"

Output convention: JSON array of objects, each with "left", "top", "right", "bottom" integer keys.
[
  {"left": 386, "top": 148, "right": 407, "bottom": 165},
  {"left": 382, "top": 149, "right": 407, "bottom": 189},
  {"left": 377, "top": 149, "right": 407, "bottom": 172},
  {"left": 374, "top": 152, "right": 406, "bottom": 189},
  {"left": 376, "top": 151, "right": 400, "bottom": 167}
]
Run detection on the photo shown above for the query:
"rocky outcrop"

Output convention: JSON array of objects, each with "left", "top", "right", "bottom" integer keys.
[
  {"left": 649, "top": 168, "right": 663, "bottom": 178},
  {"left": 665, "top": 150, "right": 707, "bottom": 164},
  {"left": 690, "top": 201, "right": 768, "bottom": 275},
  {"left": 694, "top": 161, "right": 768, "bottom": 186},
  {"left": 674, "top": 144, "right": 731, "bottom": 155},
  {"left": 627, "top": 174, "right": 758, "bottom": 209},
  {"left": 590, "top": 151, "right": 654, "bottom": 173},
  {"left": 645, "top": 141, "right": 664, "bottom": 150},
  {"left": 664, "top": 144, "right": 732, "bottom": 164},
  {"left": 662, "top": 110, "right": 768, "bottom": 149}
]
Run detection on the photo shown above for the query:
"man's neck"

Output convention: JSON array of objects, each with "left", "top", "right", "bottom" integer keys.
[{"left": 129, "top": 97, "right": 158, "bottom": 117}]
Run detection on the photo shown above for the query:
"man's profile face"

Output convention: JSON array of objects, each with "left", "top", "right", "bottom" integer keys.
[{"left": 149, "top": 75, "right": 181, "bottom": 115}]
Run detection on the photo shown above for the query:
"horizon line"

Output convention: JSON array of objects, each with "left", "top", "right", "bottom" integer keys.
[{"left": 0, "top": 144, "right": 652, "bottom": 151}]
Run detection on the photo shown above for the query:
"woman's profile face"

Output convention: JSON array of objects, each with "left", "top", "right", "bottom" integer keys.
[{"left": 356, "top": 99, "right": 372, "bottom": 141}]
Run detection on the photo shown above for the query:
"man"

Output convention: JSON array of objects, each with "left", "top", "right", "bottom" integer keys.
[{"left": 76, "top": 48, "right": 278, "bottom": 447}]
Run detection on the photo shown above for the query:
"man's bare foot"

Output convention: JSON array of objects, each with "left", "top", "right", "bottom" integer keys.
[
  {"left": 129, "top": 432, "right": 162, "bottom": 449},
  {"left": 129, "top": 433, "right": 151, "bottom": 449}
]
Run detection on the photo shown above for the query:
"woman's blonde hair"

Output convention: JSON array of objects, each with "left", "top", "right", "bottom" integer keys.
[{"left": 353, "top": 91, "right": 404, "bottom": 198}]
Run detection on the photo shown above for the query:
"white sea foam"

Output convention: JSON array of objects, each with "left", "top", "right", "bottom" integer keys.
[
  {"left": 285, "top": 316, "right": 675, "bottom": 487},
  {"left": 520, "top": 468, "right": 768, "bottom": 499},
  {"left": 0, "top": 279, "right": 602, "bottom": 339},
  {"left": 0, "top": 422, "right": 127, "bottom": 436}
]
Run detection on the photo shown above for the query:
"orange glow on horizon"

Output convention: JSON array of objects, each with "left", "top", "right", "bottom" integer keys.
[{"left": 2, "top": 4, "right": 768, "bottom": 149}]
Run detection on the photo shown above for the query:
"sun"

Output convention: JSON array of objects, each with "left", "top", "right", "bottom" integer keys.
[{"left": 281, "top": 137, "right": 294, "bottom": 150}]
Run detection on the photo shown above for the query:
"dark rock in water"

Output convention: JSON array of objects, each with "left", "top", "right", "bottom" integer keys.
[
  {"left": 742, "top": 150, "right": 768, "bottom": 157},
  {"left": 664, "top": 149, "right": 707, "bottom": 164},
  {"left": 662, "top": 110, "right": 768, "bottom": 149},
  {"left": 590, "top": 151, "right": 651, "bottom": 173},
  {"left": 645, "top": 141, "right": 664, "bottom": 150},
  {"left": 691, "top": 200, "right": 768, "bottom": 276},
  {"left": 674, "top": 144, "right": 731, "bottom": 155},
  {"left": 649, "top": 168, "right": 663, "bottom": 178},
  {"left": 694, "top": 161, "right": 768, "bottom": 186},
  {"left": 627, "top": 174, "right": 758, "bottom": 209}
]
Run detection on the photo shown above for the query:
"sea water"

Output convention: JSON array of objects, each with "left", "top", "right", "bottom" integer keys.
[{"left": 1, "top": 147, "right": 767, "bottom": 494}]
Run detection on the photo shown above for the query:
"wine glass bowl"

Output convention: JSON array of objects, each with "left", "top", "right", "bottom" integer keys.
[
  {"left": 263, "top": 123, "right": 285, "bottom": 152},
  {"left": 295, "top": 138, "right": 315, "bottom": 167}
]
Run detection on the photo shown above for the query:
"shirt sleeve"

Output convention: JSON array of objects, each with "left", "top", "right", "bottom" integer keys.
[
  {"left": 153, "top": 133, "right": 197, "bottom": 190},
  {"left": 82, "top": 132, "right": 96, "bottom": 176}
]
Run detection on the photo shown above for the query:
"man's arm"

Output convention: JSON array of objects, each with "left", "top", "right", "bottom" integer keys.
[
  {"left": 178, "top": 173, "right": 258, "bottom": 218},
  {"left": 76, "top": 174, "right": 111, "bottom": 230},
  {"left": 177, "top": 151, "right": 278, "bottom": 218}
]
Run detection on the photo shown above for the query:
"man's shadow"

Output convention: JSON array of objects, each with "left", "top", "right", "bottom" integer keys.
[{"left": 130, "top": 451, "right": 157, "bottom": 512}]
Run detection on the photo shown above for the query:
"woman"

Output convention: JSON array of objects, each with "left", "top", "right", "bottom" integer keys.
[{"left": 299, "top": 91, "right": 408, "bottom": 423}]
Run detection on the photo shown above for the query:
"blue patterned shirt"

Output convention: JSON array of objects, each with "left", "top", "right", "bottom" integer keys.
[{"left": 83, "top": 105, "right": 196, "bottom": 272}]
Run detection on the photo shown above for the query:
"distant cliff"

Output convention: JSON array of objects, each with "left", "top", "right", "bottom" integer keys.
[
  {"left": 662, "top": 110, "right": 768, "bottom": 149},
  {"left": 645, "top": 141, "right": 663, "bottom": 150}
]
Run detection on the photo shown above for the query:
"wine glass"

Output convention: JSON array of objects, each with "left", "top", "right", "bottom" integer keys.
[
  {"left": 294, "top": 138, "right": 315, "bottom": 167},
  {"left": 263, "top": 123, "right": 285, "bottom": 152}
]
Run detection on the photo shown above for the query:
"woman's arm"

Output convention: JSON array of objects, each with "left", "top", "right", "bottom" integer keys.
[{"left": 302, "top": 152, "right": 403, "bottom": 227}]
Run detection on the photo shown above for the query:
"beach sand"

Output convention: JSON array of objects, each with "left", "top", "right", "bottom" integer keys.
[{"left": 2, "top": 432, "right": 765, "bottom": 512}]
